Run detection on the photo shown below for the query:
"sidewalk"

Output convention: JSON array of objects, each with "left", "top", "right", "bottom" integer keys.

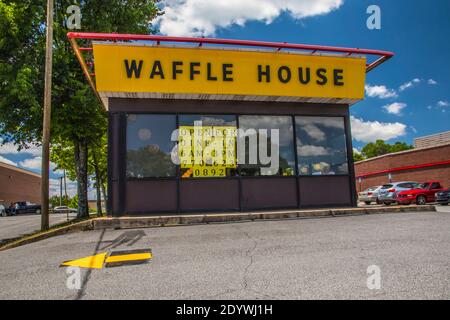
[{"left": 93, "top": 205, "right": 436, "bottom": 230}]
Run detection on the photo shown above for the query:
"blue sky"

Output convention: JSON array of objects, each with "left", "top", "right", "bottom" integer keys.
[
  {"left": 1, "top": 0, "right": 449, "bottom": 195},
  {"left": 157, "top": 0, "right": 450, "bottom": 148}
]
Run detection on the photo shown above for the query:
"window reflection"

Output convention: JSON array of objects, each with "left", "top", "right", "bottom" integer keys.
[
  {"left": 295, "top": 116, "right": 348, "bottom": 175},
  {"left": 126, "top": 114, "right": 177, "bottom": 178},
  {"left": 238, "top": 116, "right": 296, "bottom": 176}
]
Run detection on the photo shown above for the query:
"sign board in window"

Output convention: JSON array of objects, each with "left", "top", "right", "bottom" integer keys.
[{"left": 179, "top": 126, "right": 237, "bottom": 178}]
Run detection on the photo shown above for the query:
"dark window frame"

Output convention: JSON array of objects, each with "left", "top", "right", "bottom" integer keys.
[
  {"left": 237, "top": 114, "right": 297, "bottom": 178},
  {"left": 295, "top": 115, "right": 349, "bottom": 176},
  {"left": 125, "top": 113, "right": 178, "bottom": 179},
  {"left": 124, "top": 112, "right": 352, "bottom": 181}
]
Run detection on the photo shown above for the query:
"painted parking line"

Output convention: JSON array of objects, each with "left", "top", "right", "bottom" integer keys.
[
  {"left": 60, "top": 248, "right": 152, "bottom": 269},
  {"left": 104, "top": 249, "right": 152, "bottom": 268}
]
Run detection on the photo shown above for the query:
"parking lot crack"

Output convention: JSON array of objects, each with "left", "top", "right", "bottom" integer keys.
[{"left": 233, "top": 225, "right": 258, "bottom": 291}]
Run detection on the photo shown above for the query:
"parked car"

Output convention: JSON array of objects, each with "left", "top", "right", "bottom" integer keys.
[
  {"left": 396, "top": 181, "right": 445, "bottom": 205},
  {"left": 53, "top": 206, "right": 77, "bottom": 214},
  {"left": 358, "top": 186, "right": 382, "bottom": 205},
  {"left": 9, "top": 201, "right": 41, "bottom": 214},
  {"left": 378, "top": 181, "right": 418, "bottom": 205},
  {"left": 435, "top": 188, "right": 450, "bottom": 206}
]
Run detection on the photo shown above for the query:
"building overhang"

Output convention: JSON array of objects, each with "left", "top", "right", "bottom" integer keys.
[{"left": 67, "top": 32, "right": 394, "bottom": 111}]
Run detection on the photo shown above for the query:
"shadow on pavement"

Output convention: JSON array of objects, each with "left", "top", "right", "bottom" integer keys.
[{"left": 75, "top": 228, "right": 106, "bottom": 300}]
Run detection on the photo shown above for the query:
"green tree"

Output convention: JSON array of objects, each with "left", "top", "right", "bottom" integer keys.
[
  {"left": 51, "top": 134, "right": 107, "bottom": 217},
  {"left": 353, "top": 151, "right": 365, "bottom": 162},
  {"left": 390, "top": 141, "right": 414, "bottom": 153},
  {"left": 0, "top": 0, "right": 162, "bottom": 218},
  {"left": 88, "top": 132, "right": 107, "bottom": 216},
  {"left": 361, "top": 139, "right": 413, "bottom": 158},
  {"left": 50, "top": 194, "right": 70, "bottom": 208},
  {"left": 68, "top": 194, "right": 78, "bottom": 209}
]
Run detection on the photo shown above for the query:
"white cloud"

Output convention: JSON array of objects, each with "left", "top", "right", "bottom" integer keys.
[
  {"left": 365, "top": 84, "right": 397, "bottom": 99},
  {"left": 437, "top": 100, "right": 449, "bottom": 107},
  {"left": 19, "top": 156, "right": 42, "bottom": 170},
  {"left": 50, "top": 178, "right": 99, "bottom": 200},
  {"left": 297, "top": 145, "right": 329, "bottom": 156},
  {"left": 428, "top": 79, "right": 437, "bottom": 85},
  {"left": 18, "top": 156, "right": 64, "bottom": 175},
  {"left": 300, "top": 124, "right": 326, "bottom": 141},
  {"left": 50, "top": 178, "right": 78, "bottom": 198},
  {"left": 382, "top": 102, "right": 407, "bottom": 115},
  {"left": 157, "top": 0, "right": 344, "bottom": 36},
  {"left": 399, "top": 78, "right": 421, "bottom": 91},
  {"left": 0, "top": 140, "right": 41, "bottom": 157},
  {"left": 350, "top": 116, "right": 407, "bottom": 143},
  {"left": 0, "top": 155, "right": 17, "bottom": 166}
]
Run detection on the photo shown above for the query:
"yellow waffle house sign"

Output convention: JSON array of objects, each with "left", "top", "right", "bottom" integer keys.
[{"left": 93, "top": 44, "right": 366, "bottom": 101}]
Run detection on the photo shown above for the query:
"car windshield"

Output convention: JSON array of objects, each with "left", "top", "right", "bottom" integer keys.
[
  {"left": 381, "top": 184, "right": 393, "bottom": 189},
  {"left": 417, "top": 183, "right": 430, "bottom": 189}
]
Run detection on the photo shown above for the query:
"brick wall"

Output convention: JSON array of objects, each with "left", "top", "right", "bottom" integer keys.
[
  {"left": 0, "top": 162, "right": 41, "bottom": 206},
  {"left": 354, "top": 143, "right": 450, "bottom": 192},
  {"left": 414, "top": 131, "right": 450, "bottom": 148}
]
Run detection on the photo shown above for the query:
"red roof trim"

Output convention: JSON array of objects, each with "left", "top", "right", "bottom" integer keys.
[{"left": 67, "top": 32, "right": 394, "bottom": 73}]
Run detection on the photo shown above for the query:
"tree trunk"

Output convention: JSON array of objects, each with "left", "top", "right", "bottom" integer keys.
[
  {"left": 74, "top": 139, "right": 89, "bottom": 218},
  {"left": 101, "top": 181, "right": 107, "bottom": 213},
  {"left": 92, "top": 151, "right": 103, "bottom": 216},
  {"left": 95, "top": 180, "right": 102, "bottom": 216}
]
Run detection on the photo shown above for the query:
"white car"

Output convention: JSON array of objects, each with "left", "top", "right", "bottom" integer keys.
[
  {"left": 358, "top": 186, "right": 382, "bottom": 205},
  {"left": 53, "top": 206, "right": 77, "bottom": 214}
]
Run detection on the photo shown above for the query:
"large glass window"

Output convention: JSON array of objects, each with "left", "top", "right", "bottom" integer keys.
[
  {"left": 238, "top": 116, "right": 296, "bottom": 176},
  {"left": 178, "top": 115, "right": 237, "bottom": 178},
  {"left": 126, "top": 114, "right": 177, "bottom": 178},
  {"left": 295, "top": 116, "right": 348, "bottom": 175}
]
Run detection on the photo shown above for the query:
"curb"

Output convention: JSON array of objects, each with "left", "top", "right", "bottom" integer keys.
[
  {"left": 0, "top": 205, "right": 436, "bottom": 251},
  {"left": 0, "top": 219, "right": 95, "bottom": 252},
  {"left": 92, "top": 205, "right": 436, "bottom": 230}
]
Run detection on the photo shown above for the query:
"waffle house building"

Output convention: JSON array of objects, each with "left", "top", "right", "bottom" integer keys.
[{"left": 68, "top": 32, "right": 393, "bottom": 215}]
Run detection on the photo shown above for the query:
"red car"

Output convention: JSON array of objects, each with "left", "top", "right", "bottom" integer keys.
[{"left": 396, "top": 181, "right": 445, "bottom": 205}]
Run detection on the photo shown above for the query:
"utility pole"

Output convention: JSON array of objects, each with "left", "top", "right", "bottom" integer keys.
[
  {"left": 64, "top": 169, "right": 68, "bottom": 205},
  {"left": 41, "top": 0, "right": 54, "bottom": 231},
  {"left": 59, "top": 177, "right": 63, "bottom": 206}
]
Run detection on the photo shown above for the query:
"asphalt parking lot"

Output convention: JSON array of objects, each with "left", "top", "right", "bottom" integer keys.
[
  {"left": 0, "top": 213, "right": 76, "bottom": 244},
  {"left": 0, "top": 208, "right": 449, "bottom": 300}
]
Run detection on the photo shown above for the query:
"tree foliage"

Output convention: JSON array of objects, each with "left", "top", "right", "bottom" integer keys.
[
  {"left": 357, "top": 139, "right": 414, "bottom": 160},
  {"left": 49, "top": 194, "right": 70, "bottom": 208},
  {"left": 0, "top": 0, "right": 162, "bottom": 217},
  {"left": 353, "top": 150, "right": 365, "bottom": 162}
]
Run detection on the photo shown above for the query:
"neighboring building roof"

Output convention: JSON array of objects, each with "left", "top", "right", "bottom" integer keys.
[
  {"left": 414, "top": 130, "right": 450, "bottom": 149},
  {"left": 0, "top": 161, "right": 41, "bottom": 178},
  {"left": 355, "top": 141, "right": 450, "bottom": 164}
]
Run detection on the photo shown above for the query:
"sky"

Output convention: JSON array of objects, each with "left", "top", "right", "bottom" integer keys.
[{"left": 1, "top": 0, "right": 449, "bottom": 196}]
